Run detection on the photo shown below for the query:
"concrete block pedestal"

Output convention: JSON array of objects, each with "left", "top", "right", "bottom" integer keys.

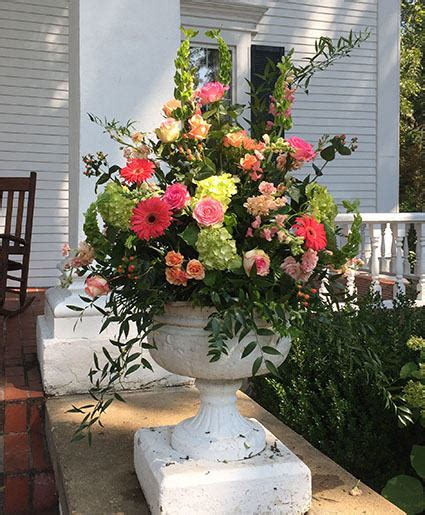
[
  {"left": 134, "top": 422, "right": 311, "bottom": 515},
  {"left": 37, "top": 284, "right": 189, "bottom": 395}
]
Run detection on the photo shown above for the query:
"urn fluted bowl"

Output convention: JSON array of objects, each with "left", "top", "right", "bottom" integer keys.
[{"left": 149, "top": 302, "right": 292, "bottom": 462}]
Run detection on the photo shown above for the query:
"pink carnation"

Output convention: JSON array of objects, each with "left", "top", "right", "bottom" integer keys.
[
  {"left": 259, "top": 181, "right": 276, "bottom": 196},
  {"left": 193, "top": 197, "right": 224, "bottom": 227},
  {"left": 301, "top": 248, "right": 318, "bottom": 274},
  {"left": 197, "top": 82, "right": 229, "bottom": 104},
  {"left": 287, "top": 136, "right": 316, "bottom": 162},
  {"left": 243, "top": 249, "right": 270, "bottom": 277},
  {"left": 281, "top": 256, "right": 304, "bottom": 282},
  {"left": 163, "top": 183, "right": 190, "bottom": 211}
]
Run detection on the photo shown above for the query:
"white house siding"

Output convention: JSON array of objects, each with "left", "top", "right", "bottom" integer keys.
[
  {"left": 182, "top": 0, "right": 379, "bottom": 212},
  {"left": 254, "top": 0, "right": 378, "bottom": 211},
  {"left": 0, "top": 0, "right": 69, "bottom": 287}
]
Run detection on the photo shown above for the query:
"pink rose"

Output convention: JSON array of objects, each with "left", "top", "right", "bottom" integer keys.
[
  {"left": 84, "top": 276, "right": 110, "bottom": 298},
  {"left": 301, "top": 248, "right": 318, "bottom": 274},
  {"left": 246, "top": 228, "right": 254, "bottom": 237},
  {"left": 243, "top": 249, "right": 270, "bottom": 277},
  {"left": 287, "top": 136, "right": 316, "bottom": 162},
  {"left": 193, "top": 197, "right": 224, "bottom": 227},
  {"left": 197, "top": 82, "right": 229, "bottom": 104},
  {"left": 163, "top": 183, "right": 190, "bottom": 211}
]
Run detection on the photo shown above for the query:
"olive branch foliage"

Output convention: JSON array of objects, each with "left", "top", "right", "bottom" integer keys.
[{"left": 67, "top": 28, "right": 367, "bottom": 443}]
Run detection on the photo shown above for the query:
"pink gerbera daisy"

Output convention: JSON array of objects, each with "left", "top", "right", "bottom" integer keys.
[
  {"left": 120, "top": 158, "right": 155, "bottom": 184},
  {"left": 131, "top": 197, "right": 172, "bottom": 240},
  {"left": 292, "top": 215, "right": 327, "bottom": 251}
]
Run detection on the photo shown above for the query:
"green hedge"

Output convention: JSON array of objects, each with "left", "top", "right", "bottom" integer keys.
[{"left": 252, "top": 296, "right": 425, "bottom": 490}]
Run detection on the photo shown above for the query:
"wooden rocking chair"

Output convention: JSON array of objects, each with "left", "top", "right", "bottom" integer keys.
[{"left": 0, "top": 172, "right": 37, "bottom": 316}]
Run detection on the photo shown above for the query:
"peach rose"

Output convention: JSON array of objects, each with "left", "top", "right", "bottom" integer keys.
[
  {"left": 165, "top": 251, "right": 184, "bottom": 267},
  {"left": 188, "top": 114, "right": 211, "bottom": 140},
  {"left": 243, "top": 249, "right": 270, "bottom": 277},
  {"left": 84, "top": 276, "right": 110, "bottom": 298},
  {"left": 155, "top": 118, "right": 181, "bottom": 143},
  {"left": 165, "top": 266, "right": 188, "bottom": 286},
  {"left": 193, "top": 197, "right": 224, "bottom": 227},
  {"left": 186, "top": 259, "right": 205, "bottom": 280},
  {"left": 223, "top": 130, "right": 247, "bottom": 148},
  {"left": 240, "top": 153, "right": 261, "bottom": 171},
  {"left": 162, "top": 98, "right": 181, "bottom": 117}
]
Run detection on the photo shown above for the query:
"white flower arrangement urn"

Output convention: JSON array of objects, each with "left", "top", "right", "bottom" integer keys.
[{"left": 134, "top": 303, "right": 312, "bottom": 515}]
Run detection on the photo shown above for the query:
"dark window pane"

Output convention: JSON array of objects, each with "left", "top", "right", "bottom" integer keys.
[{"left": 250, "top": 45, "right": 285, "bottom": 137}]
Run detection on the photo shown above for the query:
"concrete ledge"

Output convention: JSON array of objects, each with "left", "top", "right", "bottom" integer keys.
[{"left": 46, "top": 387, "right": 404, "bottom": 515}]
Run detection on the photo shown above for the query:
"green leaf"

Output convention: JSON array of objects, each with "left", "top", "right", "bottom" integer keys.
[
  {"left": 241, "top": 341, "right": 257, "bottom": 359},
  {"left": 179, "top": 224, "right": 200, "bottom": 247},
  {"left": 265, "top": 359, "right": 280, "bottom": 377},
  {"left": 125, "top": 364, "right": 140, "bottom": 377},
  {"left": 252, "top": 356, "right": 263, "bottom": 376},
  {"left": 411, "top": 445, "right": 425, "bottom": 479},
  {"left": 67, "top": 305, "right": 84, "bottom": 312},
  {"left": 337, "top": 145, "right": 351, "bottom": 156},
  {"left": 382, "top": 475, "right": 425, "bottom": 514},
  {"left": 262, "top": 346, "right": 281, "bottom": 356},
  {"left": 320, "top": 146, "right": 336, "bottom": 161},
  {"left": 400, "top": 361, "right": 418, "bottom": 378}
]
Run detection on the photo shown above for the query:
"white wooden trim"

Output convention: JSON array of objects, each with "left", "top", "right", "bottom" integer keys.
[{"left": 376, "top": 0, "right": 400, "bottom": 212}]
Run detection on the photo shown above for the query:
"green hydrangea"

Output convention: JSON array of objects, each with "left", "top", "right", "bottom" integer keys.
[
  {"left": 403, "top": 380, "right": 425, "bottom": 410},
  {"left": 194, "top": 173, "right": 238, "bottom": 208},
  {"left": 96, "top": 182, "right": 136, "bottom": 229},
  {"left": 306, "top": 183, "right": 338, "bottom": 225},
  {"left": 196, "top": 226, "right": 242, "bottom": 271},
  {"left": 407, "top": 336, "right": 425, "bottom": 352}
]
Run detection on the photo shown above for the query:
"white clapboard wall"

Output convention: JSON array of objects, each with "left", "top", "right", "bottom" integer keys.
[
  {"left": 0, "top": 0, "right": 69, "bottom": 287},
  {"left": 182, "top": 0, "right": 378, "bottom": 212}
]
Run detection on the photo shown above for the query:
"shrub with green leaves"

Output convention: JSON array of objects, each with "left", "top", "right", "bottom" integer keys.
[{"left": 252, "top": 295, "right": 425, "bottom": 491}]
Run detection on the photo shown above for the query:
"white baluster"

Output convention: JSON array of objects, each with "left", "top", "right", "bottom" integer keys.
[
  {"left": 416, "top": 222, "right": 425, "bottom": 305},
  {"left": 391, "top": 222, "right": 406, "bottom": 297},
  {"left": 403, "top": 225, "right": 411, "bottom": 275},
  {"left": 383, "top": 223, "right": 393, "bottom": 273},
  {"left": 364, "top": 225, "right": 372, "bottom": 269},
  {"left": 359, "top": 224, "right": 367, "bottom": 264},
  {"left": 369, "top": 223, "right": 382, "bottom": 295}
]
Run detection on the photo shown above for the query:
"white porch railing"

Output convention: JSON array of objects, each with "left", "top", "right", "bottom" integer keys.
[{"left": 335, "top": 212, "right": 425, "bottom": 305}]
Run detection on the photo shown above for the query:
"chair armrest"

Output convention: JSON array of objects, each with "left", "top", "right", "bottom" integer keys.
[{"left": 0, "top": 234, "right": 26, "bottom": 246}]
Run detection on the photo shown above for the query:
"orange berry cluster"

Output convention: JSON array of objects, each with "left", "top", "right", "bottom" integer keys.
[
  {"left": 117, "top": 256, "right": 139, "bottom": 282},
  {"left": 296, "top": 284, "right": 318, "bottom": 307}
]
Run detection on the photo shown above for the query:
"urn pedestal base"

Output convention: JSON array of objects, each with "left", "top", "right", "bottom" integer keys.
[{"left": 134, "top": 422, "right": 311, "bottom": 515}]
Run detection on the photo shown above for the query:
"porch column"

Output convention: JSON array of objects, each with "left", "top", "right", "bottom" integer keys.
[
  {"left": 69, "top": 0, "right": 181, "bottom": 245},
  {"left": 376, "top": 0, "right": 400, "bottom": 212}
]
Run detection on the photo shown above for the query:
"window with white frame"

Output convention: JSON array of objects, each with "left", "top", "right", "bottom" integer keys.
[{"left": 189, "top": 45, "right": 234, "bottom": 101}]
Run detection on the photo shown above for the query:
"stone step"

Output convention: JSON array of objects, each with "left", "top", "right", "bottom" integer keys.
[{"left": 45, "top": 387, "right": 403, "bottom": 515}]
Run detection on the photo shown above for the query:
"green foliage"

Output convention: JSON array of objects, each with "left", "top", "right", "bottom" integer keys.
[
  {"left": 83, "top": 202, "right": 109, "bottom": 260},
  {"left": 206, "top": 29, "right": 232, "bottom": 85},
  {"left": 399, "top": 0, "right": 424, "bottom": 212},
  {"left": 96, "top": 182, "right": 136, "bottom": 229},
  {"left": 252, "top": 296, "right": 425, "bottom": 490},
  {"left": 174, "top": 28, "right": 198, "bottom": 104}
]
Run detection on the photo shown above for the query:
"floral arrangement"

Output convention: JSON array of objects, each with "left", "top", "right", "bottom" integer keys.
[{"left": 65, "top": 29, "right": 368, "bottom": 439}]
